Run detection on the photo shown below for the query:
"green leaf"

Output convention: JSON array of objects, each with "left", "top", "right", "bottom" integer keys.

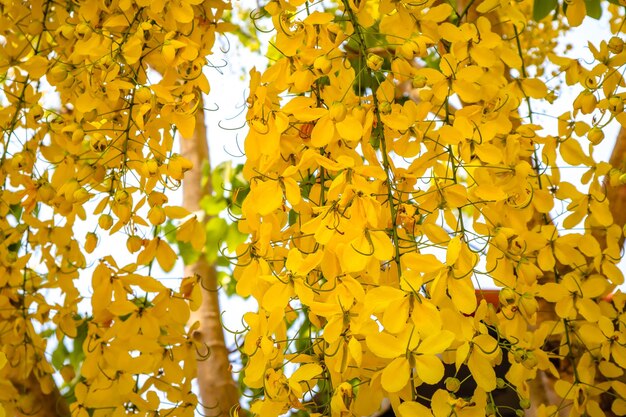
[
  {"left": 200, "top": 195, "right": 227, "bottom": 215},
  {"left": 51, "top": 340, "right": 69, "bottom": 370},
  {"left": 70, "top": 319, "right": 89, "bottom": 368},
  {"left": 225, "top": 224, "right": 247, "bottom": 252},
  {"left": 533, "top": 0, "right": 557, "bottom": 21},
  {"left": 288, "top": 209, "right": 298, "bottom": 226},
  {"left": 177, "top": 240, "right": 200, "bottom": 265},
  {"left": 585, "top": 0, "right": 602, "bottom": 19}
]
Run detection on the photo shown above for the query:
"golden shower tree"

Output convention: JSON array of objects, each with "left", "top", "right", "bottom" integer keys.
[
  {"left": 4, "top": 0, "right": 626, "bottom": 416},
  {"left": 235, "top": 0, "right": 626, "bottom": 416},
  {"left": 0, "top": 0, "right": 234, "bottom": 415}
]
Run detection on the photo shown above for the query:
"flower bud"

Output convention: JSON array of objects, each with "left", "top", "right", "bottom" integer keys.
[
  {"left": 379, "top": 101, "right": 392, "bottom": 115},
  {"left": 71, "top": 129, "right": 84, "bottom": 144},
  {"left": 412, "top": 75, "right": 428, "bottom": 89},
  {"left": 366, "top": 53, "right": 384, "bottom": 71},
  {"left": 135, "top": 86, "right": 152, "bottom": 103},
  {"left": 587, "top": 127, "right": 604, "bottom": 145},
  {"left": 573, "top": 90, "right": 597, "bottom": 114},
  {"left": 114, "top": 189, "right": 130, "bottom": 204},
  {"left": 519, "top": 292, "right": 538, "bottom": 317},
  {"left": 142, "top": 159, "right": 159, "bottom": 177},
  {"left": 127, "top": 235, "right": 143, "bottom": 253},
  {"left": 498, "top": 287, "right": 517, "bottom": 306},
  {"left": 329, "top": 102, "right": 347, "bottom": 122},
  {"left": 148, "top": 206, "right": 166, "bottom": 225},
  {"left": 85, "top": 232, "right": 98, "bottom": 253},
  {"left": 48, "top": 65, "right": 69, "bottom": 83},
  {"left": 609, "top": 36, "right": 624, "bottom": 54},
  {"left": 519, "top": 398, "right": 531, "bottom": 410},
  {"left": 445, "top": 377, "right": 460, "bottom": 392},
  {"left": 98, "top": 214, "right": 113, "bottom": 230},
  {"left": 522, "top": 350, "right": 538, "bottom": 369},
  {"left": 398, "top": 40, "right": 419, "bottom": 60},
  {"left": 313, "top": 55, "right": 332, "bottom": 74},
  {"left": 609, "top": 96, "right": 624, "bottom": 114}
]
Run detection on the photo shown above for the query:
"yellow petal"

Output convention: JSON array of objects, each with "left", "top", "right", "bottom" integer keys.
[
  {"left": 156, "top": 239, "right": 177, "bottom": 272},
  {"left": 382, "top": 357, "right": 410, "bottom": 392},
  {"left": 311, "top": 116, "right": 335, "bottom": 147},
  {"left": 366, "top": 332, "right": 405, "bottom": 358},
  {"left": 467, "top": 350, "right": 496, "bottom": 391},
  {"left": 291, "top": 363, "right": 323, "bottom": 382},
  {"left": 417, "top": 330, "right": 454, "bottom": 355},
  {"left": 397, "top": 401, "right": 433, "bottom": 417},
  {"left": 414, "top": 354, "right": 444, "bottom": 385},
  {"left": 336, "top": 115, "right": 363, "bottom": 142}
]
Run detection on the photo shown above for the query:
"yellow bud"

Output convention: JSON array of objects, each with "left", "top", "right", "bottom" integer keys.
[
  {"left": 379, "top": 101, "right": 392, "bottom": 115},
  {"left": 114, "top": 189, "right": 130, "bottom": 204},
  {"left": 148, "top": 206, "right": 166, "bottom": 225},
  {"left": 522, "top": 351, "right": 538, "bottom": 370},
  {"left": 412, "top": 75, "right": 427, "bottom": 89},
  {"left": 75, "top": 22, "right": 91, "bottom": 39},
  {"left": 512, "top": 347, "right": 525, "bottom": 363},
  {"left": 48, "top": 65, "right": 69, "bottom": 83},
  {"left": 85, "top": 232, "right": 98, "bottom": 253},
  {"left": 498, "top": 287, "right": 517, "bottom": 306},
  {"left": 37, "top": 181, "right": 55, "bottom": 203},
  {"left": 609, "top": 36, "right": 624, "bottom": 54},
  {"left": 10, "top": 154, "right": 26, "bottom": 170},
  {"left": 313, "top": 55, "right": 332, "bottom": 74},
  {"left": 398, "top": 40, "right": 419, "bottom": 60},
  {"left": 587, "top": 127, "right": 604, "bottom": 145},
  {"left": 71, "top": 129, "right": 84, "bottom": 144},
  {"left": 583, "top": 75, "right": 597, "bottom": 90},
  {"left": 573, "top": 91, "right": 596, "bottom": 115},
  {"left": 329, "top": 102, "right": 347, "bottom": 122},
  {"left": 142, "top": 159, "right": 159, "bottom": 177},
  {"left": 366, "top": 53, "right": 384, "bottom": 71},
  {"left": 135, "top": 87, "right": 152, "bottom": 103},
  {"left": 519, "top": 293, "right": 538, "bottom": 317},
  {"left": 620, "top": 173, "right": 626, "bottom": 184},
  {"left": 57, "top": 24, "right": 74, "bottom": 40},
  {"left": 445, "top": 377, "right": 460, "bottom": 392},
  {"left": 609, "top": 96, "right": 624, "bottom": 114},
  {"left": 90, "top": 134, "right": 108, "bottom": 152},
  {"left": 98, "top": 214, "right": 113, "bottom": 230},
  {"left": 127, "top": 235, "right": 143, "bottom": 253},
  {"left": 72, "top": 188, "right": 91, "bottom": 203}
]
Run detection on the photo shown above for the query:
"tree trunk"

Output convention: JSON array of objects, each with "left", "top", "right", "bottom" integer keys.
[{"left": 181, "top": 104, "right": 240, "bottom": 417}]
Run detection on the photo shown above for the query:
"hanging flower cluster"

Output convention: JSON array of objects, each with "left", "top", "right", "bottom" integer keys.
[
  {"left": 238, "top": 0, "right": 626, "bottom": 416},
  {"left": 0, "top": 0, "right": 231, "bottom": 414}
]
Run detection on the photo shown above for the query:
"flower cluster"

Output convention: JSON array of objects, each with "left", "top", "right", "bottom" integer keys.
[
  {"left": 237, "top": 0, "right": 626, "bottom": 416},
  {"left": 0, "top": 0, "right": 230, "bottom": 414}
]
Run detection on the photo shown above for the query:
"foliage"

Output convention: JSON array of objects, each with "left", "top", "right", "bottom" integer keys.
[
  {"left": 0, "top": 0, "right": 233, "bottom": 415},
  {"left": 236, "top": 0, "right": 626, "bottom": 416}
]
